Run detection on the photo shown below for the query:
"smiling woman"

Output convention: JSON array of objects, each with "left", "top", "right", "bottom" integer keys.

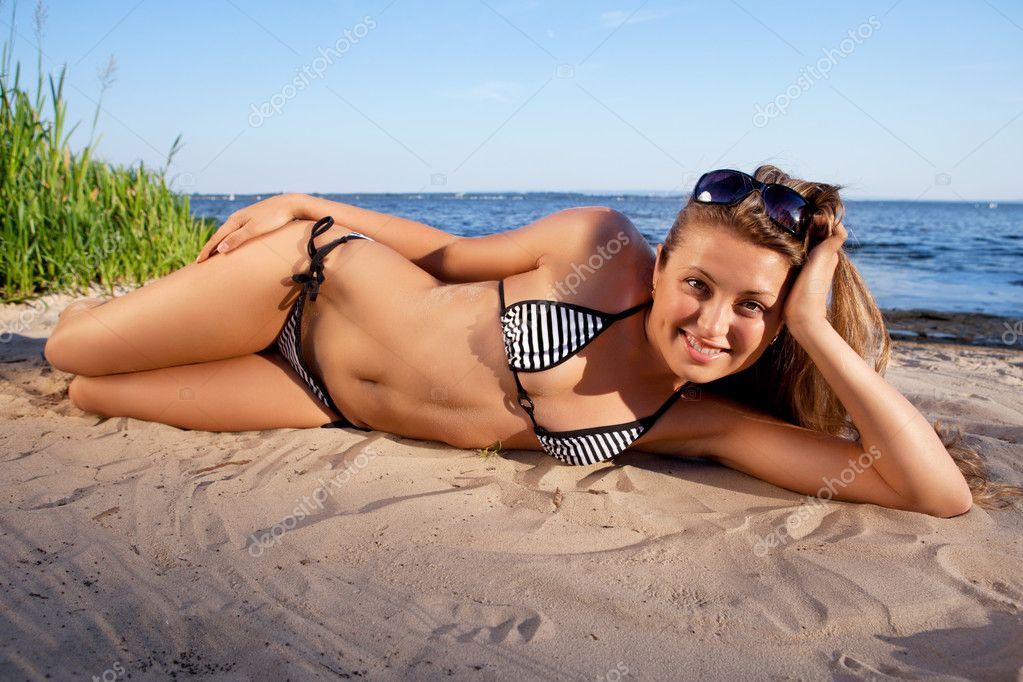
[
  {"left": 655, "top": 166, "right": 1022, "bottom": 514},
  {"left": 44, "top": 165, "right": 1023, "bottom": 519}
]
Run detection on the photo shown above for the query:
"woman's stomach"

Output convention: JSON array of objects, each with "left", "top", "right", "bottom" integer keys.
[{"left": 304, "top": 252, "right": 525, "bottom": 448}]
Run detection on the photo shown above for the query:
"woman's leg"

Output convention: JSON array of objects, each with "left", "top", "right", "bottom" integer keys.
[
  {"left": 67, "top": 350, "right": 338, "bottom": 431},
  {"left": 43, "top": 218, "right": 346, "bottom": 377}
]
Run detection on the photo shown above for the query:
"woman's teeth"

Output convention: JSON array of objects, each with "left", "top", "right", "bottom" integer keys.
[{"left": 682, "top": 330, "right": 725, "bottom": 356}]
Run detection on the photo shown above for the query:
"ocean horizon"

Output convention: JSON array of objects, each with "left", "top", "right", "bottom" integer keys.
[{"left": 188, "top": 193, "right": 1023, "bottom": 318}]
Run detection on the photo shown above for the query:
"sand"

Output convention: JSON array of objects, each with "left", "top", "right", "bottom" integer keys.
[{"left": 1, "top": 288, "right": 1021, "bottom": 681}]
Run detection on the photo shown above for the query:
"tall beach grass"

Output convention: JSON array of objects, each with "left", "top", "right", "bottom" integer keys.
[{"left": 0, "top": 13, "right": 213, "bottom": 303}]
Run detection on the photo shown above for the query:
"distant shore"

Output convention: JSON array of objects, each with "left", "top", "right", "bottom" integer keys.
[{"left": 882, "top": 308, "right": 1022, "bottom": 349}]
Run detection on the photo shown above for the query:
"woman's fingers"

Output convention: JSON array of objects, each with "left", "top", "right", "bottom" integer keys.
[
  {"left": 806, "top": 221, "right": 847, "bottom": 267},
  {"left": 831, "top": 220, "right": 848, "bottom": 244},
  {"left": 194, "top": 195, "right": 303, "bottom": 263},
  {"left": 216, "top": 224, "right": 258, "bottom": 254},
  {"left": 783, "top": 220, "right": 849, "bottom": 327},
  {"left": 195, "top": 213, "right": 244, "bottom": 262}
]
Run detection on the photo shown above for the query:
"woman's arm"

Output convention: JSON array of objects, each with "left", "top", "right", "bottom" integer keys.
[
  {"left": 195, "top": 192, "right": 457, "bottom": 269},
  {"left": 637, "top": 391, "right": 968, "bottom": 518},
  {"left": 197, "top": 192, "right": 639, "bottom": 283},
  {"left": 778, "top": 220, "right": 972, "bottom": 517},
  {"left": 292, "top": 194, "right": 459, "bottom": 269},
  {"left": 784, "top": 320, "right": 972, "bottom": 517},
  {"left": 293, "top": 194, "right": 643, "bottom": 283}
]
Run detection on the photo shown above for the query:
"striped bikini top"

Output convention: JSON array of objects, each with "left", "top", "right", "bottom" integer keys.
[{"left": 497, "top": 279, "right": 693, "bottom": 466}]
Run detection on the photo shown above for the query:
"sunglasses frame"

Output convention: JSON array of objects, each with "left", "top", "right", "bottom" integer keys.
[{"left": 692, "top": 168, "right": 814, "bottom": 239}]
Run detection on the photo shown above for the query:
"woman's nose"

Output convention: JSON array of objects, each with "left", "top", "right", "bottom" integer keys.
[{"left": 695, "top": 300, "right": 730, "bottom": 340}]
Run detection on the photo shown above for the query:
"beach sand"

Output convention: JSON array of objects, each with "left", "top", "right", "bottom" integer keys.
[{"left": 1, "top": 289, "right": 1021, "bottom": 680}]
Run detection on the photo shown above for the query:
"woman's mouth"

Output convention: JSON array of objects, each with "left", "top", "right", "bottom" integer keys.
[{"left": 679, "top": 329, "right": 730, "bottom": 362}]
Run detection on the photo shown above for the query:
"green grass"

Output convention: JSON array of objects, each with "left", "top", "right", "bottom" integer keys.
[
  {"left": 0, "top": 26, "right": 214, "bottom": 303},
  {"left": 477, "top": 440, "right": 504, "bottom": 459}
]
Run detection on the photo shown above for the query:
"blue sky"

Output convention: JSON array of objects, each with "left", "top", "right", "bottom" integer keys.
[{"left": 3, "top": 0, "right": 1022, "bottom": 199}]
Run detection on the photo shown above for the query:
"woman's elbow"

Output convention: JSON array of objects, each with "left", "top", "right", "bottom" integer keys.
[{"left": 913, "top": 485, "right": 974, "bottom": 518}]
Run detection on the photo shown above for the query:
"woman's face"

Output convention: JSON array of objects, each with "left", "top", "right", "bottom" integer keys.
[{"left": 649, "top": 222, "right": 794, "bottom": 383}]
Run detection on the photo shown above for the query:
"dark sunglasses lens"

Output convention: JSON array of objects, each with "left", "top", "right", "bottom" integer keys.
[
  {"left": 762, "top": 185, "right": 807, "bottom": 233},
  {"left": 694, "top": 170, "right": 749, "bottom": 203}
]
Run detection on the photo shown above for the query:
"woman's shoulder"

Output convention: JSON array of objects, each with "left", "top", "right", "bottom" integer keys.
[
  {"left": 553, "top": 206, "right": 649, "bottom": 254},
  {"left": 534, "top": 206, "right": 656, "bottom": 311}
]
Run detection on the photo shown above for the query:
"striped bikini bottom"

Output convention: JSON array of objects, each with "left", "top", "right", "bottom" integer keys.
[{"left": 274, "top": 217, "right": 374, "bottom": 431}]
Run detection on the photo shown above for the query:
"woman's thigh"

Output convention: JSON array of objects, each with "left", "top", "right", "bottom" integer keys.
[
  {"left": 44, "top": 219, "right": 345, "bottom": 377},
  {"left": 67, "top": 350, "right": 337, "bottom": 431}
]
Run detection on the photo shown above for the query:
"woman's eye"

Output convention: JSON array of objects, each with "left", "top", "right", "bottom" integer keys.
[
  {"left": 685, "top": 279, "right": 765, "bottom": 314},
  {"left": 742, "top": 301, "right": 765, "bottom": 314},
  {"left": 685, "top": 278, "right": 706, "bottom": 292}
]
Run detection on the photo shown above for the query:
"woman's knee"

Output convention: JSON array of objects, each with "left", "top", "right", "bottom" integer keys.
[
  {"left": 44, "top": 331, "right": 94, "bottom": 376},
  {"left": 67, "top": 375, "right": 106, "bottom": 415},
  {"left": 44, "top": 325, "right": 132, "bottom": 377}
]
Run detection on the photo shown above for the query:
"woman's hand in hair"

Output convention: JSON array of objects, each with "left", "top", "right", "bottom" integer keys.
[
  {"left": 195, "top": 193, "right": 307, "bottom": 263},
  {"left": 782, "top": 220, "right": 848, "bottom": 334}
]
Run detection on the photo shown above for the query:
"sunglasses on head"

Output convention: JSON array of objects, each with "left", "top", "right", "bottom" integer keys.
[{"left": 692, "top": 169, "right": 813, "bottom": 238}]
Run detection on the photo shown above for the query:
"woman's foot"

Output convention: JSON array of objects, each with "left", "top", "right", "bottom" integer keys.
[
  {"left": 54, "top": 298, "right": 112, "bottom": 335},
  {"left": 58, "top": 297, "right": 109, "bottom": 319}
]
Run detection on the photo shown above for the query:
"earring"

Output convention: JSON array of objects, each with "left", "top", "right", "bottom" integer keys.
[{"left": 770, "top": 334, "right": 780, "bottom": 345}]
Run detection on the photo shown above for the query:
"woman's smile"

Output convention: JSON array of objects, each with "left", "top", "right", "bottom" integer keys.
[{"left": 679, "top": 328, "right": 731, "bottom": 363}]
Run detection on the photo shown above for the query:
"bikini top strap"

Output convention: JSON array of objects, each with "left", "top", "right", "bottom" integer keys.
[
  {"left": 606, "top": 298, "right": 653, "bottom": 321},
  {"left": 639, "top": 381, "right": 695, "bottom": 429}
]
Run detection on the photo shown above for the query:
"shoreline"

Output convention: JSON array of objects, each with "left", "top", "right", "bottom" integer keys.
[{"left": 881, "top": 308, "right": 1022, "bottom": 349}]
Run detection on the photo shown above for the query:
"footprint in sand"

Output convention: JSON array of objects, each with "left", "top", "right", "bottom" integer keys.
[
  {"left": 830, "top": 652, "right": 904, "bottom": 679},
  {"left": 419, "top": 598, "right": 550, "bottom": 644}
]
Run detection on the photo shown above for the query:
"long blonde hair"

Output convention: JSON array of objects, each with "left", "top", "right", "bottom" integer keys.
[{"left": 660, "top": 164, "right": 1022, "bottom": 511}]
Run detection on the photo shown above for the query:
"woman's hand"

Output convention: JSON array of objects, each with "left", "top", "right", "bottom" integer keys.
[
  {"left": 782, "top": 220, "right": 848, "bottom": 333},
  {"left": 194, "top": 193, "right": 306, "bottom": 263}
]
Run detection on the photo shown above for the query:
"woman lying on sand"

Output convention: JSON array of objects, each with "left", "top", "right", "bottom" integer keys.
[{"left": 44, "top": 165, "right": 1018, "bottom": 517}]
